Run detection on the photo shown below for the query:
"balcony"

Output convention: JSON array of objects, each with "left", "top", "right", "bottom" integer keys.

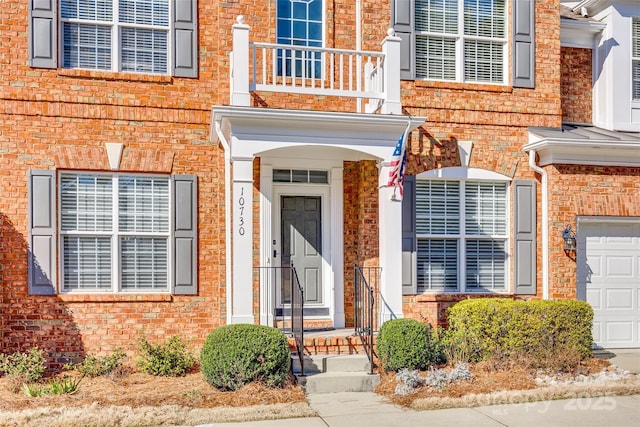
[{"left": 229, "top": 16, "right": 402, "bottom": 115}]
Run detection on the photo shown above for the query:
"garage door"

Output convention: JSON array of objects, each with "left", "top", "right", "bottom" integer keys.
[{"left": 577, "top": 221, "right": 640, "bottom": 349}]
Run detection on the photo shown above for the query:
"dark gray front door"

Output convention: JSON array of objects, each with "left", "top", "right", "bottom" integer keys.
[{"left": 281, "top": 196, "right": 323, "bottom": 308}]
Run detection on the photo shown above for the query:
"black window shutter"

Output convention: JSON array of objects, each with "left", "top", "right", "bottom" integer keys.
[
  {"left": 514, "top": 180, "right": 536, "bottom": 295},
  {"left": 513, "top": 0, "right": 535, "bottom": 88},
  {"left": 402, "top": 175, "right": 417, "bottom": 294},
  {"left": 172, "top": 175, "right": 198, "bottom": 294},
  {"left": 173, "top": 0, "right": 198, "bottom": 78},
  {"left": 28, "top": 170, "right": 57, "bottom": 295},
  {"left": 392, "top": 0, "right": 415, "bottom": 80},
  {"left": 29, "top": 0, "right": 58, "bottom": 68}
]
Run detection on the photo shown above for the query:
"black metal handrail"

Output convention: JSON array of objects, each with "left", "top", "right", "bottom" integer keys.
[
  {"left": 290, "top": 264, "right": 304, "bottom": 376},
  {"left": 354, "top": 264, "right": 380, "bottom": 375},
  {"left": 253, "top": 265, "right": 304, "bottom": 376}
]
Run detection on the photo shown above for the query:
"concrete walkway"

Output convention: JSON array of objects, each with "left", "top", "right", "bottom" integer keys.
[
  {"left": 204, "top": 349, "right": 640, "bottom": 427},
  {"left": 205, "top": 392, "right": 640, "bottom": 426},
  {"left": 595, "top": 348, "right": 640, "bottom": 373}
]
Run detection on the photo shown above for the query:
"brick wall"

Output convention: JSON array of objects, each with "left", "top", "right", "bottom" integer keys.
[
  {"left": 0, "top": 0, "right": 228, "bottom": 363},
  {"left": 561, "top": 47, "right": 593, "bottom": 124},
  {"left": 547, "top": 165, "right": 640, "bottom": 299},
  {"left": 1, "top": 0, "right": 570, "bottom": 359}
]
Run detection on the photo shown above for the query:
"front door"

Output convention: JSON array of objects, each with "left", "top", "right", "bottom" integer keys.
[{"left": 281, "top": 196, "right": 325, "bottom": 313}]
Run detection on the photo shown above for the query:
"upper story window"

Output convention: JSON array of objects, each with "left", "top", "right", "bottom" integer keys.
[
  {"left": 633, "top": 18, "right": 640, "bottom": 100},
  {"left": 60, "top": 0, "right": 170, "bottom": 73},
  {"left": 28, "top": 0, "right": 197, "bottom": 77},
  {"left": 276, "top": 0, "right": 323, "bottom": 78},
  {"left": 415, "top": 0, "right": 507, "bottom": 83}
]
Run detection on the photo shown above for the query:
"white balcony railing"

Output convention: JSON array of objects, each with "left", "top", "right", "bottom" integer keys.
[
  {"left": 250, "top": 42, "right": 384, "bottom": 99},
  {"left": 230, "top": 16, "right": 402, "bottom": 115}
]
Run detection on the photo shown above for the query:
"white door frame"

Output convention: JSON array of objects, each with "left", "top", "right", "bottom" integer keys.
[
  {"left": 273, "top": 185, "right": 330, "bottom": 311},
  {"left": 259, "top": 159, "right": 344, "bottom": 328}
]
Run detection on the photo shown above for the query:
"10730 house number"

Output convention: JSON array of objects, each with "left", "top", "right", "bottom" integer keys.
[{"left": 237, "top": 187, "right": 246, "bottom": 236}]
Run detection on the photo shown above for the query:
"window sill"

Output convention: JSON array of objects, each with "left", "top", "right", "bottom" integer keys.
[
  {"left": 57, "top": 293, "right": 173, "bottom": 303},
  {"left": 411, "top": 79, "right": 513, "bottom": 94},
  {"left": 57, "top": 68, "right": 173, "bottom": 84},
  {"left": 411, "top": 293, "right": 513, "bottom": 302}
]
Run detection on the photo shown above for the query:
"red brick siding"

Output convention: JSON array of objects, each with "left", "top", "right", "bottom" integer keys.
[
  {"left": 561, "top": 47, "right": 593, "bottom": 124},
  {"left": 547, "top": 165, "right": 640, "bottom": 300},
  {"left": 1, "top": 0, "right": 576, "bottom": 359}
]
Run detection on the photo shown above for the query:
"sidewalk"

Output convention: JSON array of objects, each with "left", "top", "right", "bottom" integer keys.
[
  {"left": 204, "top": 392, "right": 640, "bottom": 427},
  {"left": 203, "top": 349, "right": 640, "bottom": 427}
]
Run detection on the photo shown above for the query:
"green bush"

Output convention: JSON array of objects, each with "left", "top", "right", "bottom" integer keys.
[
  {"left": 445, "top": 298, "right": 593, "bottom": 367},
  {"left": 200, "top": 324, "right": 290, "bottom": 391},
  {"left": 137, "top": 335, "right": 196, "bottom": 376},
  {"left": 65, "top": 348, "right": 126, "bottom": 377},
  {"left": 0, "top": 347, "right": 46, "bottom": 383},
  {"left": 376, "top": 318, "right": 441, "bottom": 372}
]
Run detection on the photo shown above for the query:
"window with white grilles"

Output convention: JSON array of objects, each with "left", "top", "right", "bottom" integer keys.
[
  {"left": 415, "top": 0, "right": 507, "bottom": 83},
  {"left": 415, "top": 179, "right": 508, "bottom": 292},
  {"left": 633, "top": 18, "right": 640, "bottom": 100},
  {"left": 276, "top": 0, "right": 323, "bottom": 78},
  {"left": 60, "top": 0, "right": 170, "bottom": 74},
  {"left": 60, "top": 173, "right": 170, "bottom": 292}
]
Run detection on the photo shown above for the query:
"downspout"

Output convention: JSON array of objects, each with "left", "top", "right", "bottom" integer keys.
[
  {"left": 528, "top": 150, "right": 549, "bottom": 300},
  {"left": 214, "top": 119, "right": 233, "bottom": 323}
]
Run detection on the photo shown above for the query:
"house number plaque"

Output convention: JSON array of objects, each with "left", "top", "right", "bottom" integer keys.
[{"left": 237, "top": 186, "right": 246, "bottom": 236}]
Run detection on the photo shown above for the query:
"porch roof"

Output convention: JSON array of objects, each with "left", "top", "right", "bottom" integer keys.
[
  {"left": 525, "top": 123, "right": 640, "bottom": 167},
  {"left": 211, "top": 106, "right": 426, "bottom": 160}
]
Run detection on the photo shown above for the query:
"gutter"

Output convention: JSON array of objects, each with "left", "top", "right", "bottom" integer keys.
[
  {"left": 528, "top": 150, "right": 549, "bottom": 300},
  {"left": 213, "top": 118, "right": 233, "bottom": 324}
]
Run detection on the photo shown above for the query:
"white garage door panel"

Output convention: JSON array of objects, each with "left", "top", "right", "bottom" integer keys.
[
  {"left": 606, "top": 322, "right": 633, "bottom": 342},
  {"left": 586, "top": 288, "right": 602, "bottom": 309},
  {"left": 578, "top": 221, "right": 640, "bottom": 349},
  {"left": 605, "top": 289, "right": 633, "bottom": 309}
]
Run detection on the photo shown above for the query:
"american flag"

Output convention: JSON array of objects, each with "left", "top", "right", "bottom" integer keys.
[{"left": 387, "top": 125, "right": 410, "bottom": 196}]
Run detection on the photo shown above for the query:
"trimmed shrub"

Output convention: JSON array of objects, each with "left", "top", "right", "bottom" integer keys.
[
  {"left": 445, "top": 298, "right": 593, "bottom": 367},
  {"left": 377, "top": 318, "right": 441, "bottom": 372},
  {"left": 200, "top": 324, "right": 290, "bottom": 391},
  {"left": 137, "top": 335, "right": 196, "bottom": 376}
]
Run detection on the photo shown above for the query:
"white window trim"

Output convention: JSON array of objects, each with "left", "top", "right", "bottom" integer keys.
[
  {"left": 414, "top": 0, "right": 508, "bottom": 84},
  {"left": 632, "top": 17, "right": 640, "bottom": 101},
  {"left": 275, "top": 0, "right": 326, "bottom": 79},
  {"left": 58, "top": 0, "right": 174, "bottom": 74},
  {"left": 58, "top": 171, "right": 173, "bottom": 294},
  {"left": 415, "top": 173, "right": 511, "bottom": 293}
]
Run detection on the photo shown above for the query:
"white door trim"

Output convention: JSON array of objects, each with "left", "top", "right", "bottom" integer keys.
[
  {"left": 259, "top": 160, "right": 344, "bottom": 327},
  {"left": 273, "top": 184, "right": 331, "bottom": 315}
]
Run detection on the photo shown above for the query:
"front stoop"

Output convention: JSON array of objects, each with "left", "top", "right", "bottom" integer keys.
[{"left": 293, "top": 354, "right": 380, "bottom": 394}]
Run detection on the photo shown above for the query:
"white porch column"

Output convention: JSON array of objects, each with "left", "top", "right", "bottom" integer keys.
[
  {"left": 259, "top": 164, "right": 274, "bottom": 326},
  {"left": 231, "top": 16, "right": 251, "bottom": 106},
  {"left": 378, "top": 162, "right": 405, "bottom": 323},
  {"left": 381, "top": 29, "right": 402, "bottom": 115},
  {"left": 231, "top": 156, "right": 255, "bottom": 323}
]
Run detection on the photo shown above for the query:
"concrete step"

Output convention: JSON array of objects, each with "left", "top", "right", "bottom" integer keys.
[
  {"left": 292, "top": 354, "right": 372, "bottom": 375},
  {"left": 297, "top": 371, "right": 381, "bottom": 394}
]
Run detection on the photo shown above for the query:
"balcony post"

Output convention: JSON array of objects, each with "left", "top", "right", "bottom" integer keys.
[
  {"left": 231, "top": 16, "right": 251, "bottom": 106},
  {"left": 381, "top": 28, "right": 402, "bottom": 115}
]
